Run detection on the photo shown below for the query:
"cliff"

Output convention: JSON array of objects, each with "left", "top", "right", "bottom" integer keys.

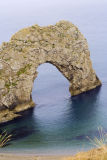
[{"left": 0, "top": 21, "right": 101, "bottom": 123}]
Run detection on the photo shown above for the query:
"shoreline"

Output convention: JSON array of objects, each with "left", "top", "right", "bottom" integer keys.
[
  {"left": 0, "top": 147, "right": 90, "bottom": 156},
  {"left": 0, "top": 153, "right": 70, "bottom": 160},
  {"left": 0, "top": 146, "right": 107, "bottom": 160}
]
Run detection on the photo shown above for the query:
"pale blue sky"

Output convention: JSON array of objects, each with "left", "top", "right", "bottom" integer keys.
[{"left": 0, "top": 0, "right": 107, "bottom": 43}]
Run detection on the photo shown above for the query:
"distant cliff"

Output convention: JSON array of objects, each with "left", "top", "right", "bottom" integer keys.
[{"left": 0, "top": 21, "right": 101, "bottom": 123}]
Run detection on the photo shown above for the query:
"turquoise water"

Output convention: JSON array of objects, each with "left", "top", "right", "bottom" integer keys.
[{"left": 0, "top": 0, "right": 107, "bottom": 155}]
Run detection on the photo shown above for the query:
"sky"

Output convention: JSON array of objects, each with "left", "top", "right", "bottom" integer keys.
[{"left": 0, "top": 0, "right": 107, "bottom": 43}]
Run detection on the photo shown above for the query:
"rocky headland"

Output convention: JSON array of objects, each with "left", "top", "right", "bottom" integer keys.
[{"left": 0, "top": 20, "right": 101, "bottom": 123}]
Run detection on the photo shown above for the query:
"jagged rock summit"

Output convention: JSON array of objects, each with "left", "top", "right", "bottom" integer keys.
[{"left": 0, "top": 21, "right": 101, "bottom": 123}]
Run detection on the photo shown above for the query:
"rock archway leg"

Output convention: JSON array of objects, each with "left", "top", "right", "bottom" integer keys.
[{"left": 0, "top": 21, "right": 101, "bottom": 123}]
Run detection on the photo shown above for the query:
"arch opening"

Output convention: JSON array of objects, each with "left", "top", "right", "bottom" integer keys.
[{"left": 32, "top": 63, "right": 70, "bottom": 106}]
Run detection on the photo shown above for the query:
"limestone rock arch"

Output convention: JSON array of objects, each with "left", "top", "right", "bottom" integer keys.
[{"left": 0, "top": 21, "right": 101, "bottom": 123}]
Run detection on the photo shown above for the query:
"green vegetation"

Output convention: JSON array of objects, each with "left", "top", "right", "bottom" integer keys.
[
  {"left": 31, "top": 26, "right": 36, "bottom": 29},
  {"left": 2, "top": 93, "right": 6, "bottom": 96},
  {"left": 5, "top": 82, "right": 11, "bottom": 89},
  {"left": 0, "top": 130, "right": 12, "bottom": 148},
  {"left": 5, "top": 81, "right": 17, "bottom": 90},
  {"left": 0, "top": 70, "right": 2, "bottom": 75},
  {"left": 23, "top": 56, "right": 27, "bottom": 59},
  {"left": 17, "top": 64, "right": 32, "bottom": 76},
  {"left": 11, "top": 82, "right": 17, "bottom": 86},
  {"left": 52, "top": 44, "right": 55, "bottom": 48},
  {"left": 4, "top": 58, "right": 11, "bottom": 61}
]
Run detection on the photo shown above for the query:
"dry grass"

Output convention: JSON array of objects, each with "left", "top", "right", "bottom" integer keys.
[
  {"left": 0, "top": 130, "right": 12, "bottom": 148},
  {"left": 63, "top": 127, "right": 107, "bottom": 160},
  {"left": 62, "top": 146, "right": 107, "bottom": 160},
  {"left": 87, "top": 127, "right": 107, "bottom": 148}
]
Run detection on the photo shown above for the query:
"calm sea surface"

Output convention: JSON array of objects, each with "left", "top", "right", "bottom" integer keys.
[{"left": 0, "top": 0, "right": 107, "bottom": 155}]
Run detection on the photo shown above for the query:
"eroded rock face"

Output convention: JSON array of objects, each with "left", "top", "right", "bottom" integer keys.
[{"left": 0, "top": 21, "right": 101, "bottom": 123}]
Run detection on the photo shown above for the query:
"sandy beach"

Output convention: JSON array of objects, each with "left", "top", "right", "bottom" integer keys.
[
  {"left": 0, "top": 154, "right": 67, "bottom": 160},
  {"left": 0, "top": 147, "right": 107, "bottom": 160}
]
